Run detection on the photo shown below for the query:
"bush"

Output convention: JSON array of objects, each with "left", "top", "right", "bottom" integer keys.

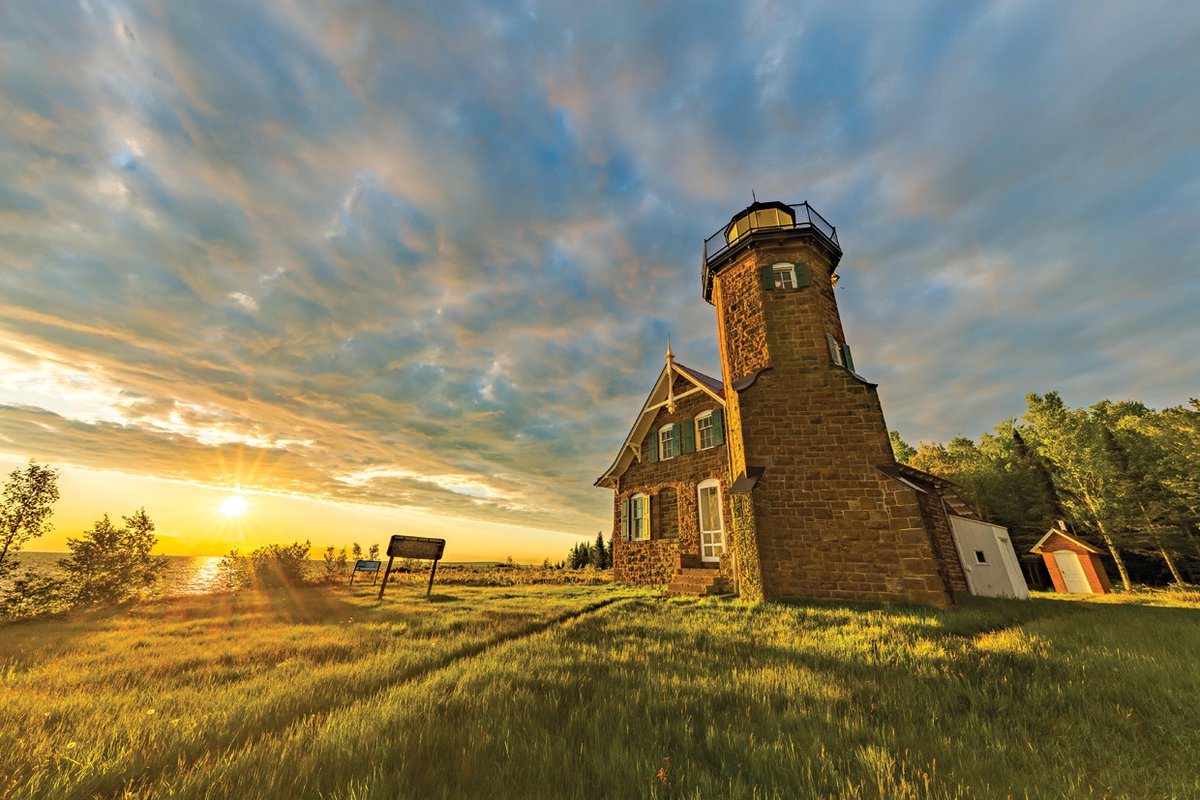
[
  {"left": 0, "top": 570, "right": 73, "bottom": 620},
  {"left": 215, "top": 548, "right": 253, "bottom": 591},
  {"left": 321, "top": 546, "right": 350, "bottom": 582},
  {"left": 216, "top": 541, "right": 312, "bottom": 590}
]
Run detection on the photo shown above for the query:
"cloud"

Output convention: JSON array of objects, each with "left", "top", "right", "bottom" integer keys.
[{"left": 1, "top": 0, "right": 1198, "bottom": 541}]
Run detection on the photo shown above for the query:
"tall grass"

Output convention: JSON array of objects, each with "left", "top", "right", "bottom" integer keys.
[
  {"left": 3, "top": 586, "right": 1197, "bottom": 799},
  {"left": 0, "top": 583, "right": 632, "bottom": 799}
]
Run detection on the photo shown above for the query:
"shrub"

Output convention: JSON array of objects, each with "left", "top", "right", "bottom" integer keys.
[
  {"left": 321, "top": 546, "right": 349, "bottom": 582},
  {"left": 0, "top": 570, "right": 73, "bottom": 620},
  {"left": 215, "top": 548, "right": 252, "bottom": 591},
  {"left": 248, "top": 541, "right": 312, "bottom": 588}
]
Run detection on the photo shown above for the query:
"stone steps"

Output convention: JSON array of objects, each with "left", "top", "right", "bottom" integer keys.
[{"left": 666, "top": 566, "right": 722, "bottom": 596}]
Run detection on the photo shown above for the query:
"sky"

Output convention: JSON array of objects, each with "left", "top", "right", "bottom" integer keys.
[{"left": 2, "top": 0, "right": 1198, "bottom": 559}]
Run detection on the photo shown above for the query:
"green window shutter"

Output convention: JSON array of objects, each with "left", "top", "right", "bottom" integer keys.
[
  {"left": 712, "top": 407, "right": 725, "bottom": 446},
  {"left": 795, "top": 262, "right": 811, "bottom": 288},
  {"left": 843, "top": 344, "right": 855, "bottom": 372},
  {"left": 621, "top": 497, "right": 630, "bottom": 541},
  {"left": 681, "top": 419, "right": 696, "bottom": 454},
  {"left": 647, "top": 433, "right": 658, "bottom": 463},
  {"left": 671, "top": 423, "right": 682, "bottom": 456},
  {"left": 761, "top": 264, "right": 776, "bottom": 291}
]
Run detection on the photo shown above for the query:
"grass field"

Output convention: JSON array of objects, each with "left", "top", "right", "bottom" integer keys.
[{"left": 1, "top": 584, "right": 1197, "bottom": 799}]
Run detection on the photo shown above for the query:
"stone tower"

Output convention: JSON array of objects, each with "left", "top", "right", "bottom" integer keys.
[{"left": 702, "top": 201, "right": 954, "bottom": 606}]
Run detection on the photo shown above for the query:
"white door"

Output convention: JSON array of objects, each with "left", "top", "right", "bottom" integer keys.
[
  {"left": 1053, "top": 551, "right": 1093, "bottom": 593},
  {"left": 697, "top": 480, "right": 725, "bottom": 563},
  {"left": 948, "top": 516, "right": 1030, "bottom": 599},
  {"left": 994, "top": 534, "right": 1031, "bottom": 600}
]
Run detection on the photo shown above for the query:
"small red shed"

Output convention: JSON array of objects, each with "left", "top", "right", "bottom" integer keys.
[{"left": 1030, "top": 521, "right": 1113, "bottom": 594}]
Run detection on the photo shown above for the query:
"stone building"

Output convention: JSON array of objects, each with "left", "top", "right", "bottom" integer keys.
[{"left": 596, "top": 200, "right": 984, "bottom": 607}]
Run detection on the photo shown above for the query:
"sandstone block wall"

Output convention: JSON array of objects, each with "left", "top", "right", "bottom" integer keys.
[
  {"left": 916, "top": 490, "right": 969, "bottom": 594},
  {"left": 612, "top": 374, "right": 732, "bottom": 586},
  {"left": 711, "top": 235, "right": 954, "bottom": 607}
]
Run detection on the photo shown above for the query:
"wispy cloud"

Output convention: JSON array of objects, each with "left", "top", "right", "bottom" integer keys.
[{"left": 1, "top": 0, "right": 1198, "bottom": 538}]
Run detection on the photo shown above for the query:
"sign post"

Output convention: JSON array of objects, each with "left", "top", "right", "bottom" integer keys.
[{"left": 378, "top": 535, "right": 447, "bottom": 599}]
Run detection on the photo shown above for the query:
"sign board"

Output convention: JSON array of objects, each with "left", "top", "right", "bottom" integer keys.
[
  {"left": 379, "top": 535, "right": 447, "bottom": 598},
  {"left": 388, "top": 535, "right": 446, "bottom": 561},
  {"left": 349, "top": 559, "right": 381, "bottom": 586}
]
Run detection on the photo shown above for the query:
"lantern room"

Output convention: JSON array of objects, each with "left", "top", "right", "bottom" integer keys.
[{"left": 723, "top": 200, "right": 797, "bottom": 244}]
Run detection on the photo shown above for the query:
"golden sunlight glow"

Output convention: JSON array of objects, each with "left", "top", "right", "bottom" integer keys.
[{"left": 220, "top": 495, "right": 248, "bottom": 517}]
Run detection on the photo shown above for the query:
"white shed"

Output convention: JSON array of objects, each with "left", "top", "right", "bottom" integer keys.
[{"left": 948, "top": 516, "right": 1030, "bottom": 599}]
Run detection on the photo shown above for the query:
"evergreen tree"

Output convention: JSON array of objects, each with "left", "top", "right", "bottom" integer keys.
[{"left": 591, "top": 531, "right": 606, "bottom": 569}]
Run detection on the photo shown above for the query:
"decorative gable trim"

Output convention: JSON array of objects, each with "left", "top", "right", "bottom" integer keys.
[{"left": 594, "top": 357, "right": 727, "bottom": 488}]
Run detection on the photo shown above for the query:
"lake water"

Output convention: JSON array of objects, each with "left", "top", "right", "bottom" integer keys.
[{"left": 4, "top": 552, "right": 227, "bottom": 596}]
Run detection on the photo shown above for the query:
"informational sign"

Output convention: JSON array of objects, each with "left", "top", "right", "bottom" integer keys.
[
  {"left": 378, "top": 535, "right": 447, "bottom": 598},
  {"left": 387, "top": 535, "right": 446, "bottom": 561},
  {"left": 349, "top": 559, "right": 382, "bottom": 586}
]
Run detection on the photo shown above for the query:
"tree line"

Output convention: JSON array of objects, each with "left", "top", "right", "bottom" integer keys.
[
  {"left": 892, "top": 393, "right": 1200, "bottom": 588},
  {"left": 566, "top": 532, "right": 612, "bottom": 570}
]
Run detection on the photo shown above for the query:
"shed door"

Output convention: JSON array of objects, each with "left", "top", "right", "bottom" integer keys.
[
  {"left": 1053, "top": 551, "right": 1093, "bottom": 593},
  {"left": 948, "top": 516, "right": 1029, "bottom": 599}
]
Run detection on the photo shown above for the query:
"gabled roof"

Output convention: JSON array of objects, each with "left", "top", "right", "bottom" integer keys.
[
  {"left": 1031, "top": 525, "right": 1103, "bottom": 554},
  {"left": 595, "top": 359, "right": 725, "bottom": 489},
  {"left": 675, "top": 363, "right": 725, "bottom": 398}
]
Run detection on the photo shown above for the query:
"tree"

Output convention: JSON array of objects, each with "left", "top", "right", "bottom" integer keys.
[
  {"left": 591, "top": 531, "right": 608, "bottom": 569},
  {"left": 1092, "top": 400, "right": 1197, "bottom": 582},
  {"left": 367, "top": 543, "right": 380, "bottom": 560},
  {"left": 889, "top": 430, "right": 917, "bottom": 463},
  {"left": 1020, "top": 393, "right": 1134, "bottom": 590},
  {"left": 567, "top": 541, "right": 592, "bottom": 569},
  {"left": 0, "top": 462, "right": 60, "bottom": 580},
  {"left": 59, "top": 508, "right": 163, "bottom": 605}
]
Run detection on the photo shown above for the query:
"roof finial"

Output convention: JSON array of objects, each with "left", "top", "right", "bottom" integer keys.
[
  {"left": 751, "top": 189, "right": 757, "bottom": 203},
  {"left": 665, "top": 335, "right": 676, "bottom": 412}
]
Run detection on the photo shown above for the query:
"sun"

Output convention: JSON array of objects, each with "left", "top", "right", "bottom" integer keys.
[{"left": 219, "top": 495, "right": 248, "bottom": 518}]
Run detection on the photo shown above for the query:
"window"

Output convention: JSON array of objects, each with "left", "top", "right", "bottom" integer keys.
[
  {"left": 772, "top": 262, "right": 796, "bottom": 289},
  {"left": 659, "top": 424, "right": 677, "bottom": 460},
  {"left": 696, "top": 411, "right": 715, "bottom": 450},
  {"left": 693, "top": 408, "right": 724, "bottom": 449},
  {"left": 827, "top": 333, "right": 845, "bottom": 367},
  {"left": 761, "top": 261, "right": 809, "bottom": 291},
  {"left": 631, "top": 494, "right": 649, "bottom": 541},
  {"left": 974, "top": 550, "right": 987, "bottom": 565}
]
